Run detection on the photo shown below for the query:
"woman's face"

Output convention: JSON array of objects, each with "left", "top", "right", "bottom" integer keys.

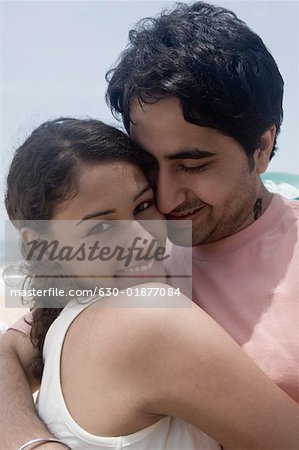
[{"left": 43, "top": 161, "right": 167, "bottom": 292}]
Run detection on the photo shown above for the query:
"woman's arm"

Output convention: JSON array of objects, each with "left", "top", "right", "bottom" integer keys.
[
  {"left": 0, "top": 329, "right": 65, "bottom": 449},
  {"left": 117, "top": 295, "right": 299, "bottom": 449}
]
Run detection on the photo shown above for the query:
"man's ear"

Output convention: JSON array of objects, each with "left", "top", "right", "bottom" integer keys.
[{"left": 254, "top": 125, "right": 276, "bottom": 174}]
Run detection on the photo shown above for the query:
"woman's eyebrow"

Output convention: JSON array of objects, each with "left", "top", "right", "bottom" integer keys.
[
  {"left": 167, "top": 149, "right": 216, "bottom": 160},
  {"left": 134, "top": 185, "right": 151, "bottom": 201},
  {"left": 76, "top": 209, "right": 117, "bottom": 226}
]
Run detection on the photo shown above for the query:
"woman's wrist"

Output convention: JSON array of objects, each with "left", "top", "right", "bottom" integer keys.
[
  {"left": 37, "top": 446, "right": 69, "bottom": 450},
  {"left": 17, "top": 438, "right": 71, "bottom": 450},
  {"left": 31, "top": 446, "right": 69, "bottom": 450}
]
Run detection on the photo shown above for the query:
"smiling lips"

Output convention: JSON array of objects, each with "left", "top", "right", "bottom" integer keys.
[{"left": 167, "top": 205, "right": 206, "bottom": 220}]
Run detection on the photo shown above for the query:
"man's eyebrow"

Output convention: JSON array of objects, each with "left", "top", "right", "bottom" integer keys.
[
  {"left": 76, "top": 209, "right": 117, "bottom": 226},
  {"left": 167, "top": 149, "right": 216, "bottom": 160}
]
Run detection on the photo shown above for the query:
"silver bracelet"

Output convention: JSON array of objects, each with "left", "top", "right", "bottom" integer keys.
[{"left": 18, "top": 437, "right": 72, "bottom": 450}]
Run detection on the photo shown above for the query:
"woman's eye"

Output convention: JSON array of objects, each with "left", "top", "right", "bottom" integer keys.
[
  {"left": 86, "top": 222, "right": 112, "bottom": 236},
  {"left": 134, "top": 199, "right": 154, "bottom": 215}
]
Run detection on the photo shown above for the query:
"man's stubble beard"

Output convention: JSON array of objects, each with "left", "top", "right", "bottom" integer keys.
[{"left": 192, "top": 169, "right": 259, "bottom": 246}]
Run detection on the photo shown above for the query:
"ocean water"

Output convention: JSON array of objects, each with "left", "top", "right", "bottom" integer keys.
[
  {"left": 0, "top": 238, "right": 26, "bottom": 308},
  {"left": 261, "top": 172, "right": 299, "bottom": 199}
]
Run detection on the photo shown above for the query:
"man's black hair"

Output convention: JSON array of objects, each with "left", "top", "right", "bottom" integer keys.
[{"left": 106, "top": 1, "right": 284, "bottom": 159}]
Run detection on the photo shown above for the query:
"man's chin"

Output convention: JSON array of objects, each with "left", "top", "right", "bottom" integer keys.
[
  {"left": 166, "top": 224, "right": 193, "bottom": 247},
  {"left": 167, "top": 231, "right": 210, "bottom": 247},
  {"left": 192, "top": 224, "right": 221, "bottom": 246}
]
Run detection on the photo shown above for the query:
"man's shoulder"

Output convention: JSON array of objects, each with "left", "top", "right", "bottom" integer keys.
[
  {"left": 278, "top": 194, "right": 299, "bottom": 209},
  {"left": 274, "top": 195, "right": 299, "bottom": 227}
]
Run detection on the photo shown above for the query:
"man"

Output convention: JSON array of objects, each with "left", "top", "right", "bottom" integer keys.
[
  {"left": 1, "top": 2, "right": 298, "bottom": 449},
  {"left": 105, "top": 0, "right": 298, "bottom": 398}
]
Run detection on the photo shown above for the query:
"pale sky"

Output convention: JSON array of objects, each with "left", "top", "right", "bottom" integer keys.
[{"left": 0, "top": 0, "right": 298, "bottom": 237}]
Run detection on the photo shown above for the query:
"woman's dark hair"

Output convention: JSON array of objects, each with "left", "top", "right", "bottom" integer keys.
[
  {"left": 106, "top": 1, "right": 284, "bottom": 159},
  {"left": 5, "top": 117, "right": 143, "bottom": 378}
]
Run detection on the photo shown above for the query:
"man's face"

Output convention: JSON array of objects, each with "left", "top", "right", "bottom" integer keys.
[{"left": 130, "top": 97, "right": 265, "bottom": 246}]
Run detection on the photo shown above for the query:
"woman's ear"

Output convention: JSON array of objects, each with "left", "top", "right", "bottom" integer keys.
[
  {"left": 254, "top": 125, "right": 276, "bottom": 174},
  {"left": 20, "top": 226, "right": 54, "bottom": 265},
  {"left": 20, "top": 226, "right": 41, "bottom": 246}
]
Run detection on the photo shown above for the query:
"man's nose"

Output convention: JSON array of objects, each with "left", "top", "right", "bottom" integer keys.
[{"left": 156, "top": 169, "right": 187, "bottom": 215}]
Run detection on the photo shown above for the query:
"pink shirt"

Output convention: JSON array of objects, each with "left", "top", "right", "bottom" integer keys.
[
  {"left": 10, "top": 194, "right": 299, "bottom": 401},
  {"left": 170, "top": 194, "right": 299, "bottom": 402}
]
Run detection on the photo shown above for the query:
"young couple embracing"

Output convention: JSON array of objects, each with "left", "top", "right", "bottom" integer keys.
[{"left": 1, "top": 2, "right": 298, "bottom": 449}]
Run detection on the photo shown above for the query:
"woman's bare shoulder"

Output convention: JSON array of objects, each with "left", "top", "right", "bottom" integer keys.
[
  {"left": 74, "top": 282, "right": 224, "bottom": 365},
  {"left": 67, "top": 282, "right": 202, "bottom": 359}
]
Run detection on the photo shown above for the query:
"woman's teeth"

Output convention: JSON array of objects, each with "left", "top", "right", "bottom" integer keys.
[{"left": 119, "top": 258, "right": 155, "bottom": 273}]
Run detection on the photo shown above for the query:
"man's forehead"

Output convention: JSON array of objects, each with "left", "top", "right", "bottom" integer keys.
[
  {"left": 130, "top": 97, "right": 182, "bottom": 122},
  {"left": 130, "top": 101, "right": 227, "bottom": 161},
  {"left": 130, "top": 97, "right": 191, "bottom": 150}
]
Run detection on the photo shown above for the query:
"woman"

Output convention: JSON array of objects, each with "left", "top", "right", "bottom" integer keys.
[{"left": 5, "top": 118, "right": 299, "bottom": 450}]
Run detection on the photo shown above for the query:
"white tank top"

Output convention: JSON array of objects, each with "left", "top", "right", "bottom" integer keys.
[{"left": 37, "top": 297, "right": 220, "bottom": 450}]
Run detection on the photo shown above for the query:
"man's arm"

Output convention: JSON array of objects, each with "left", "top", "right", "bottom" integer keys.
[{"left": 0, "top": 329, "right": 68, "bottom": 450}]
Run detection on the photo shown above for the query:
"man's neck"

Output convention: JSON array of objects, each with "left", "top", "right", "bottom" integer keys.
[{"left": 226, "top": 185, "right": 273, "bottom": 239}]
